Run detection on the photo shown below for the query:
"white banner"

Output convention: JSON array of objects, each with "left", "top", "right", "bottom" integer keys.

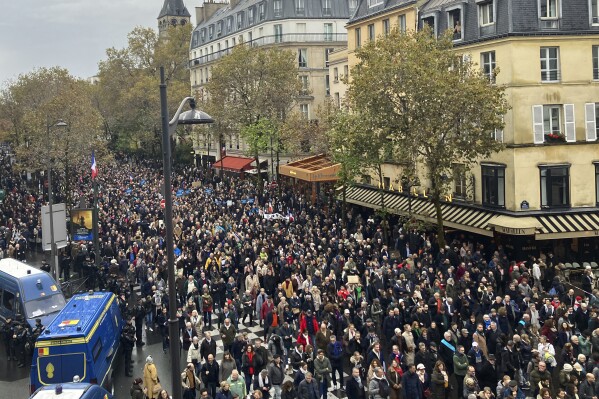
[{"left": 263, "top": 213, "right": 289, "bottom": 221}]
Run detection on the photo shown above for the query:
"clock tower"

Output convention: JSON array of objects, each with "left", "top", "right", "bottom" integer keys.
[{"left": 158, "top": 0, "right": 191, "bottom": 38}]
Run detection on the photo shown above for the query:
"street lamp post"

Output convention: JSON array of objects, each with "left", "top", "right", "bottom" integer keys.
[
  {"left": 47, "top": 120, "right": 67, "bottom": 281},
  {"left": 159, "top": 66, "right": 213, "bottom": 399}
]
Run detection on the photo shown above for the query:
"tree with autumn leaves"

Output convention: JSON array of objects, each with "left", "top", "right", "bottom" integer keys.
[
  {"left": 339, "top": 28, "right": 509, "bottom": 246},
  {"left": 204, "top": 44, "right": 300, "bottom": 189}
]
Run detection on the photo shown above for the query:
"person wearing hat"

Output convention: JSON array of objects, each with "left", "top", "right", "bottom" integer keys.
[
  {"left": 506, "top": 379, "right": 525, "bottom": 399},
  {"left": 130, "top": 377, "right": 145, "bottom": 399},
  {"left": 559, "top": 363, "right": 574, "bottom": 388},
  {"left": 143, "top": 356, "right": 160, "bottom": 399}
]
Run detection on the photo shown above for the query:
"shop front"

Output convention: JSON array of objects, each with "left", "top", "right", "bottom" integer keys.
[{"left": 279, "top": 154, "right": 340, "bottom": 205}]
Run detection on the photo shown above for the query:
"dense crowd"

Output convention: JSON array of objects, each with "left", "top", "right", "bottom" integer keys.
[{"left": 1, "top": 150, "right": 599, "bottom": 399}]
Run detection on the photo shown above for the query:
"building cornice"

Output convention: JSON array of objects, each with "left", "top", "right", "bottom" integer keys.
[{"left": 347, "top": 0, "right": 418, "bottom": 26}]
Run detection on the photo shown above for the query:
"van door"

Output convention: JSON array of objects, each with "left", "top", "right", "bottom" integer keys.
[{"left": 36, "top": 350, "right": 87, "bottom": 385}]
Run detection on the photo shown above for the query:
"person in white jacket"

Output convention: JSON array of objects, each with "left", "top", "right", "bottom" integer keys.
[
  {"left": 187, "top": 336, "right": 202, "bottom": 376},
  {"left": 532, "top": 262, "right": 542, "bottom": 291}
]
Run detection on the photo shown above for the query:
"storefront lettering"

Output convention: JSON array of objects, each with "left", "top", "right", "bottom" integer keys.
[
  {"left": 377, "top": 183, "right": 452, "bottom": 202},
  {"left": 496, "top": 226, "right": 535, "bottom": 235},
  {"left": 594, "top": 230, "right": 599, "bottom": 236}
]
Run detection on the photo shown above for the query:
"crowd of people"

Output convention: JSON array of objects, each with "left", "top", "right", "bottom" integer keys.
[{"left": 2, "top": 150, "right": 599, "bottom": 399}]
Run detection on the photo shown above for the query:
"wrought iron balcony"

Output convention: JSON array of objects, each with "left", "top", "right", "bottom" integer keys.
[{"left": 190, "top": 33, "right": 348, "bottom": 67}]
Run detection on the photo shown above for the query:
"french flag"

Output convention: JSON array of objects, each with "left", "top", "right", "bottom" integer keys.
[{"left": 91, "top": 150, "right": 97, "bottom": 179}]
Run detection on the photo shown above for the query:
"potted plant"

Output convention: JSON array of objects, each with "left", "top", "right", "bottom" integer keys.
[{"left": 544, "top": 133, "right": 566, "bottom": 143}]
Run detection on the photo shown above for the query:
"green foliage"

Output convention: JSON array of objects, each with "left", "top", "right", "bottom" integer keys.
[
  {"left": 344, "top": 27, "right": 510, "bottom": 245},
  {"left": 205, "top": 45, "right": 300, "bottom": 129}
]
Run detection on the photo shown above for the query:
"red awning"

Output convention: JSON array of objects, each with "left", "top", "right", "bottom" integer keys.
[{"left": 211, "top": 156, "right": 254, "bottom": 172}]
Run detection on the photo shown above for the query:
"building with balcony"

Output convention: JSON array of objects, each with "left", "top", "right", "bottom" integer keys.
[
  {"left": 328, "top": 0, "right": 422, "bottom": 106},
  {"left": 189, "top": 0, "right": 351, "bottom": 160},
  {"left": 341, "top": 0, "right": 599, "bottom": 260}
]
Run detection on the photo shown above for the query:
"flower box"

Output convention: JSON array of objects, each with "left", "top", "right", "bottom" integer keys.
[{"left": 544, "top": 133, "right": 565, "bottom": 143}]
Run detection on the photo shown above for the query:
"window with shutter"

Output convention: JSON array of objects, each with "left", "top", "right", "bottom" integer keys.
[
  {"left": 532, "top": 105, "right": 544, "bottom": 144},
  {"left": 586, "top": 103, "right": 598, "bottom": 141},
  {"left": 564, "top": 104, "right": 575, "bottom": 142}
]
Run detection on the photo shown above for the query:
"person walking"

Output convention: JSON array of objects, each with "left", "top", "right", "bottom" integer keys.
[
  {"left": 187, "top": 336, "right": 202, "bottom": 374},
  {"left": 313, "top": 349, "right": 332, "bottom": 399},
  {"left": 268, "top": 354, "right": 285, "bottom": 399},
  {"left": 182, "top": 363, "right": 202, "bottom": 399},
  {"left": 143, "top": 356, "right": 160, "bottom": 399},
  {"left": 201, "top": 354, "right": 220, "bottom": 399}
]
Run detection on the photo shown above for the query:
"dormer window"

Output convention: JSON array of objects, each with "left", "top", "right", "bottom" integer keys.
[
  {"left": 227, "top": 17, "right": 233, "bottom": 32},
  {"left": 237, "top": 13, "right": 243, "bottom": 29},
  {"left": 217, "top": 21, "right": 223, "bottom": 36},
  {"left": 539, "top": 0, "right": 558, "bottom": 18},
  {"left": 322, "top": 0, "right": 332, "bottom": 16},
  {"left": 201, "top": 29, "right": 207, "bottom": 41},
  {"left": 592, "top": 0, "right": 599, "bottom": 25},
  {"left": 296, "top": 0, "right": 305, "bottom": 15},
  {"left": 259, "top": 2, "right": 266, "bottom": 20},
  {"left": 368, "top": 0, "right": 383, "bottom": 7},
  {"left": 422, "top": 16, "right": 436, "bottom": 37},
  {"left": 274, "top": 0, "right": 283, "bottom": 17},
  {"left": 209, "top": 25, "right": 214, "bottom": 39},
  {"left": 539, "top": 0, "right": 560, "bottom": 29},
  {"left": 248, "top": 8, "right": 255, "bottom": 25},
  {"left": 447, "top": 9, "right": 462, "bottom": 41}
]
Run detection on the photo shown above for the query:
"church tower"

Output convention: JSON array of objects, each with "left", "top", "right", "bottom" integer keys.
[{"left": 158, "top": 0, "right": 191, "bottom": 38}]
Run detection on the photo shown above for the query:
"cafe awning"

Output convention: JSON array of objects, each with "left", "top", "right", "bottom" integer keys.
[
  {"left": 487, "top": 215, "right": 541, "bottom": 236},
  {"left": 211, "top": 156, "right": 254, "bottom": 173},
  {"left": 535, "top": 212, "right": 599, "bottom": 239},
  {"left": 341, "top": 185, "right": 498, "bottom": 236},
  {"left": 342, "top": 185, "right": 599, "bottom": 240},
  {"left": 279, "top": 154, "right": 340, "bottom": 182}
]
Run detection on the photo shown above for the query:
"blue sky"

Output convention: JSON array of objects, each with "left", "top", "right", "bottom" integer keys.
[{"left": 0, "top": 0, "right": 173, "bottom": 85}]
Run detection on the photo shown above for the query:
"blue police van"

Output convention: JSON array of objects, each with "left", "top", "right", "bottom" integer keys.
[
  {"left": 30, "top": 292, "right": 124, "bottom": 394},
  {"left": 0, "top": 258, "right": 66, "bottom": 329},
  {"left": 29, "top": 383, "right": 113, "bottom": 399}
]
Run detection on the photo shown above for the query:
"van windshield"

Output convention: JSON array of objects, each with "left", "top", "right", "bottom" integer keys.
[{"left": 25, "top": 294, "right": 66, "bottom": 318}]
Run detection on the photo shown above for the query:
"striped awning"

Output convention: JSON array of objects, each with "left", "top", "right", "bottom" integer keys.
[
  {"left": 341, "top": 185, "right": 599, "bottom": 240},
  {"left": 535, "top": 213, "right": 599, "bottom": 239},
  {"left": 341, "top": 185, "right": 498, "bottom": 236}
]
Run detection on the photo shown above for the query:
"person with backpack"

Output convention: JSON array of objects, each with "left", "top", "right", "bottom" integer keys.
[{"left": 368, "top": 367, "right": 390, "bottom": 399}]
